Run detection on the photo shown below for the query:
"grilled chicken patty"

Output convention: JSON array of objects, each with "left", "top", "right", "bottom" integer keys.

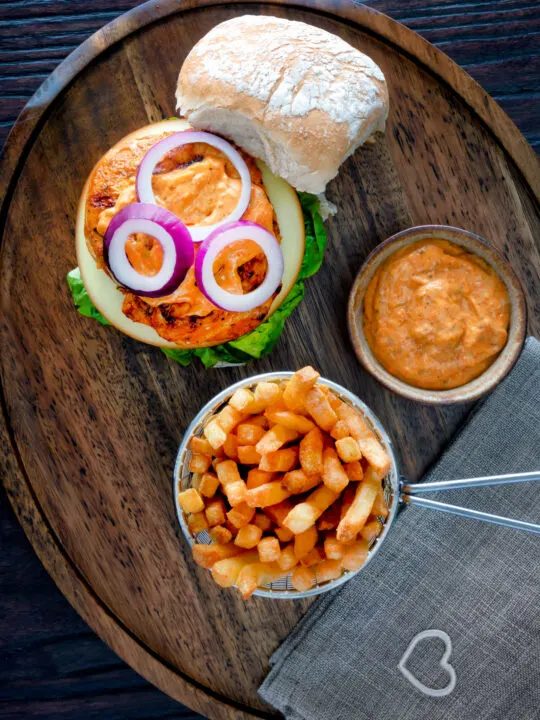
[{"left": 85, "top": 128, "right": 280, "bottom": 346}]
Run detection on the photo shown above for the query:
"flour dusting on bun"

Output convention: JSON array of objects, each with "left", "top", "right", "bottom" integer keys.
[{"left": 176, "top": 15, "right": 389, "bottom": 194}]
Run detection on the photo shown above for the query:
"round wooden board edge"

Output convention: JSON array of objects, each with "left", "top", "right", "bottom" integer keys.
[
  {"left": 0, "top": 1, "right": 538, "bottom": 718},
  {"left": 0, "top": 0, "right": 538, "bottom": 205},
  {"left": 0, "top": 415, "right": 266, "bottom": 720}
]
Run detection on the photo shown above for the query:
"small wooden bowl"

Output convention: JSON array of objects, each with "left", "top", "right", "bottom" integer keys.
[{"left": 347, "top": 225, "right": 527, "bottom": 404}]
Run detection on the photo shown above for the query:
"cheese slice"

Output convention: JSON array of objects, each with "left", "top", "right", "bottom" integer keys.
[{"left": 76, "top": 120, "right": 305, "bottom": 349}]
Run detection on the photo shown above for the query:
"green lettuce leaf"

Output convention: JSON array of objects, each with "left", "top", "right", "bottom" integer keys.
[
  {"left": 67, "top": 268, "right": 110, "bottom": 325},
  {"left": 297, "top": 191, "right": 327, "bottom": 279},
  {"left": 163, "top": 282, "right": 306, "bottom": 369},
  {"left": 67, "top": 192, "right": 326, "bottom": 367}
]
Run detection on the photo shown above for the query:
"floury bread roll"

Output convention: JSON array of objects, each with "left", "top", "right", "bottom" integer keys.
[{"left": 176, "top": 15, "right": 389, "bottom": 194}]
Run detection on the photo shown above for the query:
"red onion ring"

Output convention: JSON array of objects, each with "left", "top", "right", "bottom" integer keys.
[
  {"left": 104, "top": 203, "right": 194, "bottom": 298},
  {"left": 194, "top": 221, "right": 284, "bottom": 312},
  {"left": 136, "top": 131, "right": 252, "bottom": 243}
]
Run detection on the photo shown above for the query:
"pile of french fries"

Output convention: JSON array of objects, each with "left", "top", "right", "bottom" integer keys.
[{"left": 178, "top": 367, "right": 391, "bottom": 599}]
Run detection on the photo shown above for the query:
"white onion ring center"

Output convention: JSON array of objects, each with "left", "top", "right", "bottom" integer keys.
[
  {"left": 108, "top": 218, "right": 176, "bottom": 293},
  {"left": 136, "top": 131, "right": 252, "bottom": 243},
  {"left": 199, "top": 225, "right": 284, "bottom": 312}
]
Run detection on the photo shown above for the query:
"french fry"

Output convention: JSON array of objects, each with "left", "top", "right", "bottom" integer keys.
[
  {"left": 304, "top": 386, "right": 338, "bottom": 431},
  {"left": 263, "top": 499, "right": 295, "bottom": 527},
  {"left": 247, "top": 415, "right": 269, "bottom": 429},
  {"left": 254, "top": 382, "right": 282, "bottom": 408},
  {"left": 223, "top": 479, "right": 248, "bottom": 507},
  {"left": 199, "top": 472, "right": 220, "bottom": 498},
  {"left": 236, "top": 562, "right": 289, "bottom": 599},
  {"left": 324, "top": 533, "right": 346, "bottom": 560},
  {"left": 208, "top": 525, "right": 233, "bottom": 544},
  {"left": 190, "top": 436, "right": 213, "bottom": 455},
  {"left": 216, "top": 405, "right": 243, "bottom": 434},
  {"left": 338, "top": 405, "right": 391, "bottom": 478},
  {"left": 290, "top": 565, "right": 315, "bottom": 592},
  {"left": 340, "top": 486, "right": 356, "bottom": 520},
  {"left": 246, "top": 481, "right": 291, "bottom": 508},
  {"left": 187, "top": 511, "right": 209, "bottom": 535},
  {"left": 299, "top": 427, "right": 324, "bottom": 475},
  {"left": 277, "top": 544, "right": 298, "bottom": 572},
  {"left": 372, "top": 485, "right": 389, "bottom": 518},
  {"left": 317, "top": 502, "right": 342, "bottom": 531},
  {"left": 283, "top": 366, "right": 320, "bottom": 411},
  {"left": 360, "top": 518, "right": 383, "bottom": 542},
  {"left": 322, "top": 447, "right": 349, "bottom": 493},
  {"left": 247, "top": 469, "right": 276, "bottom": 489},
  {"left": 211, "top": 551, "right": 259, "bottom": 587},
  {"left": 259, "top": 447, "right": 298, "bottom": 473},
  {"left": 236, "top": 423, "right": 266, "bottom": 446},
  {"left": 253, "top": 512, "right": 273, "bottom": 532},
  {"left": 229, "top": 388, "right": 255, "bottom": 412},
  {"left": 341, "top": 538, "right": 369, "bottom": 571},
  {"left": 237, "top": 445, "right": 262, "bottom": 465},
  {"left": 203, "top": 419, "right": 227, "bottom": 449},
  {"left": 330, "top": 420, "right": 350, "bottom": 440},
  {"left": 258, "top": 536, "right": 281, "bottom": 563},
  {"left": 227, "top": 502, "right": 255, "bottom": 529},
  {"left": 216, "top": 460, "right": 242, "bottom": 486},
  {"left": 223, "top": 434, "right": 238, "bottom": 460},
  {"left": 335, "top": 436, "right": 362, "bottom": 463},
  {"left": 336, "top": 469, "right": 380, "bottom": 543},
  {"left": 192, "top": 543, "right": 241, "bottom": 568},
  {"left": 265, "top": 409, "right": 315, "bottom": 434},
  {"left": 283, "top": 485, "right": 339, "bottom": 534},
  {"left": 264, "top": 396, "right": 287, "bottom": 414},
  {"left": 299, "top": 546, "right": 326, "bottom": 567},
  {"left": 282, "top": 469, "right": 321, "bottom": 494},
  {"left": 315, "top": 559, "right": 343, "bottom": 584},
  {"left": 213, "top": 444, "right": 226, "bottom": 459},
  {"left": 256, "top": 425, "right": 299, "bottom": 455},
  {"left": 275, "top": 526, "right": 294, "bottom": 543},
  {"left": 188, "top": 366, "right": 391, "bottom": 599},
  {"left": 178, "top": 488, "right": 205, "bottom": 514},
  {"left": 327, "top": 391, "right": 343, "bottom": 412},
  {"left": 235, "top": 524, "right": 263, "bottom": 549},
  {"left": 344, "top": 460, "right": 364, "bottom": 482},
  {"left": 205, "top": 497, "right": 227, "bottom": 527},
  {"left": 294, "top": 526, "right": 318, "bottom": 560}
]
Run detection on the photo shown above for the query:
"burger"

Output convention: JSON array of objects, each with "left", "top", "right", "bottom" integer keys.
[{"left": 69, "top": 15, "right": 388, "bottom": 367}]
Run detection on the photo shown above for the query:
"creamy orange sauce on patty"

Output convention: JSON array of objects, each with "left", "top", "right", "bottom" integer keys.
[
  {"left": 363, "top": 239, "right": 510, "bottom": 390},
  {"left": 85, "top": 130, "right": 278, "bottom": 346}
]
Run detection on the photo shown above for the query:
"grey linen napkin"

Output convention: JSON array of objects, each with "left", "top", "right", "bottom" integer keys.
[{"left": 260, "top": 337, "right": 540, "bottom": 720}]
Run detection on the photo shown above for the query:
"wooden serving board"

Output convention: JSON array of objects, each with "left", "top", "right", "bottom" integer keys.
[{"left": 1, "top": 1, "right": 538, "bottom": 718}]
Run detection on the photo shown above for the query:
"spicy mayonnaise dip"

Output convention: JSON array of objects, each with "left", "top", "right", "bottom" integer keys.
[{"left": 363, "top": 239, "right": 510, "bottom": 390}]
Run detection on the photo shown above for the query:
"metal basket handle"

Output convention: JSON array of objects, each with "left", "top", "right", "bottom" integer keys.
[{"left": 400, "top": 471, "right": 540, "bottom": 535}]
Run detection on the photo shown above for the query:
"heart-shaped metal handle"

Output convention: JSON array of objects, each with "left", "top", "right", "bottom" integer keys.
[{"left": 398, "top": 629, "right": 457, "bottom": 698}]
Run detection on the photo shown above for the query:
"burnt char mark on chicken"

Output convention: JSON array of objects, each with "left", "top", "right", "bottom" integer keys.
[
  {"left": 154, "top": 154, "right": 204, "bottom": 175},
  {"left": 89, "top": 193, "right": 115, "bottom": 209}
]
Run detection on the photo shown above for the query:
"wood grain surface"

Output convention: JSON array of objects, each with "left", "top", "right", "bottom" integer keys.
[
  {"left": 1, "top": 0, "right": 539, "bottom": 152},
  {"left": 1, "top": 1, "right": 539, "bottom": 719}
]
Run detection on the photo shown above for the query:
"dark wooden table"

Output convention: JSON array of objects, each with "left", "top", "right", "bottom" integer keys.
[{"left": 0, "top": 1, "right": 538, "bottom": 718}]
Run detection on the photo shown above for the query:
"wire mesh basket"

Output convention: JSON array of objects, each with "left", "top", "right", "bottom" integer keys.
[{"left": 174, "top": 372, "right": 400, "bottom": 599}]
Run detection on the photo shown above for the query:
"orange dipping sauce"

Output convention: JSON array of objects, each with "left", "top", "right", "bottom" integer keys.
[{"left": 363, "top": 239, "right": 510, "bottom": 390}]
